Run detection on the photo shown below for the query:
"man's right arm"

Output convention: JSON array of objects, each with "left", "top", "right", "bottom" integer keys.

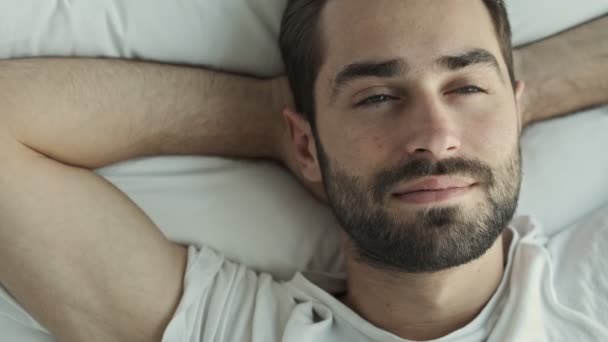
[
  {"left": 0, "top": 58, "right": 289, "bottom": 167},
  {"left": 0, "top": 58, "right": 290, "bottom": 342}
]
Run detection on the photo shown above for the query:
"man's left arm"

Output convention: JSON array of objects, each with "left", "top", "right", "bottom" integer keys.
[{"left": 515, "top": 15, "right": 608, "bottom": 126}]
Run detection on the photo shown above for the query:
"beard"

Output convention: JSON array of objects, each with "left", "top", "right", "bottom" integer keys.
[{"left": 317, "top": 144, "right": 521, "bottom": 274}]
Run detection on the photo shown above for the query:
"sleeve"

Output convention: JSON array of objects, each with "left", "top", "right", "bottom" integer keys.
[
  {"left": 0, "top": 285, "right": 52, "bottom": 341},
  {"left": 162, "top": 246, "right": 294, "bottom": 342}
]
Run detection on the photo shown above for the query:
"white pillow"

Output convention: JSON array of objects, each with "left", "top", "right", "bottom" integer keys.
[
  {"left": 0, "top": 0, "right": 605, "bottom": 284},
  {"left": 516, "top": 107, "right": 608, "bottom": 230},
  {"left": 97, "top": 158, "right": 342, "bottom": 280},
  {"left": 0, "top": 0, "right": 286, "bottom": 76},
  {"left": 3, "top": 0, "right": 607, "bottom": 73}
]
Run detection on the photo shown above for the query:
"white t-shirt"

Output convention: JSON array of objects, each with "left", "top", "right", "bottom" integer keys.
[{"left": 162, "top": 214, "right": 608, "bottom": 342}]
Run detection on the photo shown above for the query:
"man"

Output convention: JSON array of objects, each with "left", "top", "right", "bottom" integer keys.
[{"left": 0, "top": 0, "right": 606, "bottom": 341}]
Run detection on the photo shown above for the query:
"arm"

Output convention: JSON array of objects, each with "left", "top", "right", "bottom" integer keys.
[
  {"left": 515, "top": 15, "right": 608, "bottom": 126},
  {"left": 1, "top": 58, "right": 284, "bottom": 167},
  {"left": 0, "top": 59, "right": 284, "bottom": 342}
]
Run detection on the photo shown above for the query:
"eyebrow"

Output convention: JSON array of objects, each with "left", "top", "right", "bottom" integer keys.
[
  {"left": 436, "top": 48, "right": 502, "bottom": 76},
  {"left": 332, "top": 59, "right": 407, "bottom": 99},
  {"left": 330, "top": 48, "right": 503, "bottom": 100}
]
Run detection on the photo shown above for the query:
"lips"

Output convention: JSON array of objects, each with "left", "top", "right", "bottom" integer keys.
[{"left": 393, "top": 176, "right": 477, "bottom": 195}]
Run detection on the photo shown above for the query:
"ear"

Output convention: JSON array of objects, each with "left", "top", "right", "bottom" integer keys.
[
  {"left": 282, "top": 108, "right": 324, "bottom": 183},
  {"left": 514, "top": 80, "right": 526, "bottom": 132}
]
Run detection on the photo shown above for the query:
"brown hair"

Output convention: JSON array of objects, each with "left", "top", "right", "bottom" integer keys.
[{"left": 279, "top": 0, "right": 515, "bottom": 127}]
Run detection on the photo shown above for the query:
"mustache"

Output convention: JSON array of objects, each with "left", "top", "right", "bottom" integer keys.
[{"left": 372, "top": 157, "right": 495, "bottom": 201}]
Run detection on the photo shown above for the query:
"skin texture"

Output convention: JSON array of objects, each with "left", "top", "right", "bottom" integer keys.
[
  {"left": 284, "top": 0, "right": 525, "bottom": 339},
  {"left": 515, "top": 15, "right": 608, "bottom": 124}
]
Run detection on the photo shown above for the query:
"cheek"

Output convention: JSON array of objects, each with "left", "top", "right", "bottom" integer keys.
[
  {"left": 468, "top": 107, "right": 519, "bottom": 161},
  {"left": 326, "top": 125, "right": 391, "bottom": 174}
]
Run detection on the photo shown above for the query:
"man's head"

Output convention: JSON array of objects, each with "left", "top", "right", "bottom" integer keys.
[{"left": 280, "top": 0, "right": 525, "bottom": 273}]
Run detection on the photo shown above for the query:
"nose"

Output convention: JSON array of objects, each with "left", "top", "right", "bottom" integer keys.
[{"left": 402, "top": 96, "right": 462, "bottom": 159}]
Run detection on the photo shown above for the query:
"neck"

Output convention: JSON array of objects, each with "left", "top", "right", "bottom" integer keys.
[{"left": 340, "top": 229, "right": 512, "bottom": 341}]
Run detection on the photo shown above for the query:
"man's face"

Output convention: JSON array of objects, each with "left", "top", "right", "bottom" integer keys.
[{"left": 289, "top": 0, "right": 525, "bottom": 273}]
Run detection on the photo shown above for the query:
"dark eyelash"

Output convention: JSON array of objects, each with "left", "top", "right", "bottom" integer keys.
[
  {"left": 356, "top": 86, "right": 484, "bottom": 108},
  {"left": 356, "top": 95, "right": 396, "bottom": 107},
  {"left": 454, "top": 86, "right": 485, "bottom": 95}
]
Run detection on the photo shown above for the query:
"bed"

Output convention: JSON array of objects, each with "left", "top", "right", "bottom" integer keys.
[{"left": 0, "top": 0, "right": 607, "bottom": 340}]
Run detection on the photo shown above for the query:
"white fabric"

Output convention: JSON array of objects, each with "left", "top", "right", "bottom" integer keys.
[
  {"left": 516, "top": 107, "right": 608, "bottom": 232},
  {"left": 162, "top": 212, "right": 608, "bottom": 342},
  {"left": 3, "top": 209, "right": 608, "bottom": 341},
  {"left": 2, "top": 0, "right": 608, "bottom": 71},
  {"left": 0, "top": 0, "right": 286, "bottom": 77},
  {"left": 0, "top": 282, "right": 49, "bottom": 339}
]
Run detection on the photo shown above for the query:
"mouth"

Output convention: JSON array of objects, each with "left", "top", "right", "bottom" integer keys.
[{"left": 392, "top": 176, "right": 478, "bottom": 205}]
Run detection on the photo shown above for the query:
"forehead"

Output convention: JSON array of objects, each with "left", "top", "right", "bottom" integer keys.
[{"left": 318, "top": 0, "right": 503, "bottom": 79}]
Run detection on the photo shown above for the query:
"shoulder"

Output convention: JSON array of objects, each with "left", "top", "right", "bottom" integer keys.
[{"left": 162, "top": 245, "right": 298, "bottom": 342}]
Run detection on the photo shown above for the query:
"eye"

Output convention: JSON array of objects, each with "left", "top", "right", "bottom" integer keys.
[
  {"left": 452, "top": 86, "right": 485, "bottom": 95},
  {"left": 355, "top": 94, "right": 398, "bottom": 107}
]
